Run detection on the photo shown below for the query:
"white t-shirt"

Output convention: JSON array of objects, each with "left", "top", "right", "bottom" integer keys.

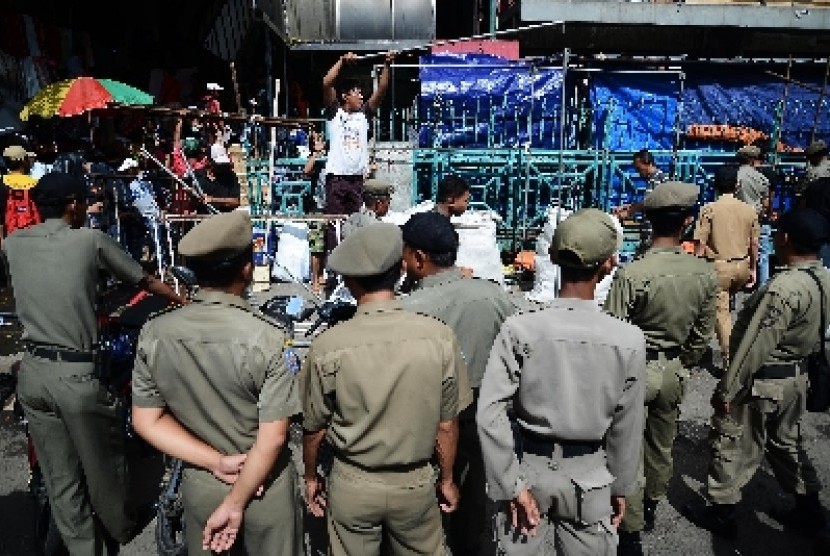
[{"left": 324, "top": 103, "right": 371, "bottom": 177}]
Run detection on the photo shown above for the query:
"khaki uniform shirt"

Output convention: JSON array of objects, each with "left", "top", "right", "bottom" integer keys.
[
  {"left": 719, "top": 261, "right": 830, "bottom": 402},
  {"left": 133, "top": 290, "right": 300, "bottom": 456},
  {"left": 401, "top": 269, "right": 514, "bottom": 388},
  {"left": 477, "top": 299, "right": 646, "bottom": 499},
  {"left": 694, "top": 193, "right": 760, "bottom": 261},
  {"left": 736, "top": 165, "right": 770, "bottom": 215},
  {"left": 301, "top": 299, "right": 472, "bottom": 469},
  {"left": 604, "top": 247, "right": 718, "bottom": 367},
  {"left": 3, "top": 219, "right": 144, "bottom": 351},
  {"left": 340, "top": 205, "right": 379, "bottom": 240}
]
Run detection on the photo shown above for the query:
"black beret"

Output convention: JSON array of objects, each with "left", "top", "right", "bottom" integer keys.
[
  {"left": 31, "top": 172, "right": 86, "bottom": 206},
  {"left": 777, "top": 208, "right": 830, "bottom": 251},
  {"left": 713, "top": 165, "right": 739, "bottom": 189},
  {"left": 401, "top": 212, "right": 459, "bottom": 254}
]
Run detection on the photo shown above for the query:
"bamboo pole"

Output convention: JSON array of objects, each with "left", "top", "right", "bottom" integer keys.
[{"left": 106, "top": 105, "right": 322, "bottom": 127}]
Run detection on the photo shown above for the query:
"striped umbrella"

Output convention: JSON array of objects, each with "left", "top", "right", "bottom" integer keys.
[{"left": 20, "top": 77, "right": 154, "bottom": 121}]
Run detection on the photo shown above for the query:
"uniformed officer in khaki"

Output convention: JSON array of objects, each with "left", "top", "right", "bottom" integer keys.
[
  {"left": 340, "top": 178, "right": 393, "bottom": 240},
  {"left": 300, "top": 222, "right": 472, "bottom": 556},
  {"left": 694, "top": 165, "right": 760, "bottom": 369},
  {"left": 604, "top": 181, "right": 717, "bottom": 555},
  {"left": 399, "top": 211, "right": 514, "bottom": 555},
  {"left": 684, "top": 208, "right": 830, "bottom": 539},
  {"left": 736, "top": 145, "right": 770, "bottom": 217},
  {"left": 6, "top": 172, "right": 185, "bottom": 555},
  {"left": 132, "top": 211, "right": 302, "bottom": 555},
  {"left": 478, "top": 208, "right": 646, "bottom": 556}
]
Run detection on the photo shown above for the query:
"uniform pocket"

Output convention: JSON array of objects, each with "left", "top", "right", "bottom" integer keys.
[
  {"left": 571, "top": 466, "right": 615, "bottom": 525},
  {"left": 751, "top": 379, "right": 784, "bottom": 414},
  {"left": 709, "top": 414, "right": 743, "bottom": 463}
]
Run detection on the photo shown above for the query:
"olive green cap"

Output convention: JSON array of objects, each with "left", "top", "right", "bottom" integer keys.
[
  {"left": 364, "top": 178, "right": 394, "bottom": 196},
  {"left": 2, "top": 145, "right": 34, "bottom": 160},
  {"left": 178, "top": 211, "right": 252, "bottom": 259},
  {"left": 736, "top": 145, "right": 761, "bottom": 158},
  {"left": 643, "top": 181, "right": 699, "bottom": 210},
  {"left": 328, "top": 222, "right": 403, "bottom": 277},
  {"left": 550, "top": 208, "right": 621, "bottom": 269}
]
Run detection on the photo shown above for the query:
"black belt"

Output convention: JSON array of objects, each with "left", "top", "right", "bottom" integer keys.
[
  {"left": 335, "top": 454, "right": 430, "bottom": 473},
  {"left": 519, "top": 430, "right": 602, "bottom": 459},
  {"left": 646, "top": 347, "right": 682, "bottom": 362},
  {"left": 707, "top": 256, "right": 749, "bottom": 263},
  {"left": 26, "top": 345, "right": 95, "bottom": 363},
  {"left": 755, "top": 361, "right": 805, "bottom": 380}
]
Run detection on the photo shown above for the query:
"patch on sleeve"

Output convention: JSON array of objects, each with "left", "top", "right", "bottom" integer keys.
[
  {"left": 284, "top": 347, "right": 302, "bottom": 376},
  {"left": 759, "top": 304, "right": 784, "bottom": 329}
]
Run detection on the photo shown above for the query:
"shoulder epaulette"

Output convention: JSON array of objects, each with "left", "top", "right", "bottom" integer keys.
[
  {"left": 250, "top": 308, "right": 291, "bottom": 332},
  {"left": 144, "top": 302, "right": 184, "bottom": 321}
]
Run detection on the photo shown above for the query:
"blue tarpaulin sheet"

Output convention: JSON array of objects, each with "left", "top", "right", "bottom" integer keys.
[
  {"left": 418, "top": 53, "right": 565, "bottom": 148},
  {"left": 590, "top": 73, "right": 681, "bottom": 151},
  {"left": 418, "top": 57, "right": 828, "bottom": 151},
  {"left": 589, "top": 70, "right": 829, "bottom": 151},
  {"left": 681, "top": 69, "right": 830, "bottom": 149}
]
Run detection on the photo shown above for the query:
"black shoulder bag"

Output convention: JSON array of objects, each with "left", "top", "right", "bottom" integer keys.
[{"left": 802, "top": 268, "right": 830, "bottom": 412}]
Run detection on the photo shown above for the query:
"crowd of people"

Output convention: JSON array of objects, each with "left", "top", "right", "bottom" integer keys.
[{"left": 4, "top": 50, "right": 830, "bottom": 556}]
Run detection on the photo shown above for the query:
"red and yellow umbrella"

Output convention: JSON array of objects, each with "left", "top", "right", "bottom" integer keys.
[{"left": 20, "top": 76, "right": 154, "bottom": 121}]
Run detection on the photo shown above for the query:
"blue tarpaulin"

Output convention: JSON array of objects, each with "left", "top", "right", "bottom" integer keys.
[
  {"left": 418, "top": 57, "right": 828, "bottom": 151},
  {"left": 418, "top": 53, "right": 565, "bottom": 148},
  {"left": 681, "top": 69, "right": 830, "bottom": 149},
  {"left": 590, "top": 73, "right": 681, "bottom": 151}
]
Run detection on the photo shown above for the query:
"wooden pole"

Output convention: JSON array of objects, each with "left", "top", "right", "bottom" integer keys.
[{"left": 106, "top": 105, "right": 321, "bottom": 127}]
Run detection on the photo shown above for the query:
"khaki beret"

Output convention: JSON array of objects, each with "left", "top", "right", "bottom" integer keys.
[
  {"left": 643, "top": 181, "right": 699, "bottom": 210},
  {"left": 807, "top": 140, "right": 828, "bottom": 156},
  {"left": 3, "top": 145, "right": 34, "bottom": 161},
  {"left": 736, "top": 145, "right": 761, "bottom": 158},
  {"left": 328, "top": 222, "right": 403, "bottom": 277},
  {"left": 363, "top": 178, "right": 394, "bottom": 196},
  {"left": 178, "top": 211, "right": 252, "bottom": 259},
  {"left": 550, "top": 208, "right": 620, "bottom": 269}
]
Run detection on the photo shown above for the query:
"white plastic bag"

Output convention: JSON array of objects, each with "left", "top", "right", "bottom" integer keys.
[{"left": 272, "top": 222, "right": 311, "bottom": 283}]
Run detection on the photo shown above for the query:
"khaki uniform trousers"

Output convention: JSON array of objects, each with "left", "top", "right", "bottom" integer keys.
[
  {"left": 327, "top": 458, "right": 444, "bottom": 556},
  {"left": 16, "top": 353, "right": 135, "bottom": 556},
  {"left": 181, "top": 457, "right": 302, "bottom": 555},
  {"left": 621, "top": 355, "right": 687, "bottom": 533},
  {"left": 712, "top": 259, "right": 751, "bottom": 364},
  {"left": 495, "top": 449, "right": 617, "bottom": 556},
  {"left": 707, "top": 374, "right": 821, "bottom": 505}
]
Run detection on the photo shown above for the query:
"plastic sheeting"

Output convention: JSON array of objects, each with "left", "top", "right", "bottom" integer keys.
[
  {"left": 384, "top": 201, "right": 506, "bottom": 285},
  {"left": 589, "top": 69, "right": 829, "bottom": 151},
  {"left": 419, "top": 53, "right": 565, "bottom": 149},
  {"left": 591, "top": 73, "right": 681, "bottom": 151},
  {"left": 526, "top": 207, "right": 622, "bottom": 306},
  {"left": 419, "top": 58, "right": 828, "bottom": 153},
  {"left": 681, "top": 69, "right": 830, "bottom": 150}
]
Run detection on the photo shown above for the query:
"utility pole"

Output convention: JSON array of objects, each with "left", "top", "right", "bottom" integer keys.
[{"left": 490, "top": 0, "right": 498, "bottom": 35}]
